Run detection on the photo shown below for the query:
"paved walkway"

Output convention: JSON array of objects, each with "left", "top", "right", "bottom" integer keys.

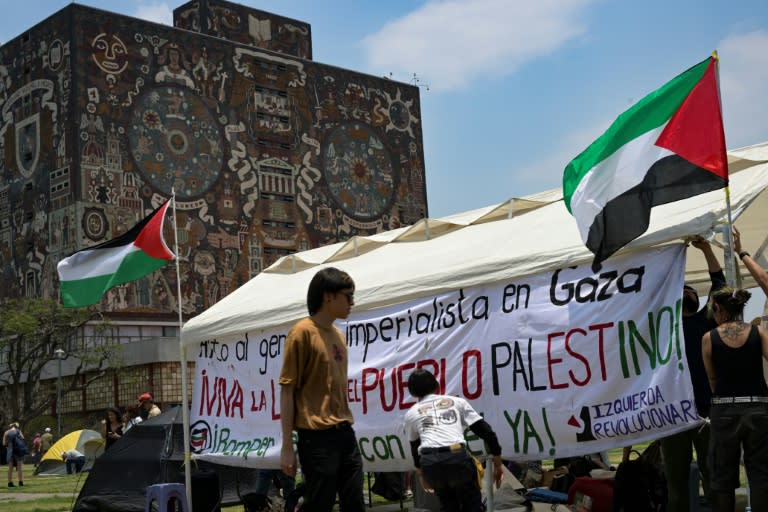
[{"left": 0, "top": 491, "right": 74, "bottom": 502}]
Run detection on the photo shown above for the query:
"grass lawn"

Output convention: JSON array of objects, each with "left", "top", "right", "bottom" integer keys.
[
  {"left": 2, "top": 454, "right": 752, "bottom": 512},
  {"left": 1, "top": 465, "right": 86, "bottom": 512},
  {"left": 0, "top": 465, "right": 393, "bottom": 512}
]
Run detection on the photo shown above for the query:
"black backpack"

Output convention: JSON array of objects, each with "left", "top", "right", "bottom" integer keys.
[
  {"left": 611, "top": 441, "right": 666, "bottom": 512},
  {"left": 13, "top": 434, "right": 28, "bottom": 457}
]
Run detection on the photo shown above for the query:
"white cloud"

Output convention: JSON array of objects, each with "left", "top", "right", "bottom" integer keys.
[
  {"left": 718, "top": 30, "right": 768, "bottom": 148},
  {"left": 133, "top": 2, "right": 173, "bottom": 26},
  {"left": 510, "top": 31, "right": 768, "bottom": 190},
  {"left": 362, "top": 0, "right": 594, "bottom": 92}
]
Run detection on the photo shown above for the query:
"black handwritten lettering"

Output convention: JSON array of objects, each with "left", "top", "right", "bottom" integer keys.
[
  {"left": 257, "top": 334, "right": 286, "bottom": 375},
  {"left": 502, "top": 283, "right": 531, "bottom": 313},
  {"left": 347, "top": 289, "right": 491, "bottom": 363},
  {"left": 491, "top": 339, "right": 546, "bottom": 394},
  {"left": 199, "top": 339, "right": 229, "bottom": 361},
  {"left": 235, "top": 334, "right": 249, "bottom": 361},
  {"left": 550, "top": 265, "right": 645, "bottom": 306}
]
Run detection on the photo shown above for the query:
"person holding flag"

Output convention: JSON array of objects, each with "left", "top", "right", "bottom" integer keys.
[
  {"left": 57, "top": 199, "right": 175, "bottom": 308},
  {"left": 563, "top": 52, "right": 734, "bottom": 509},
  {"left": 563, "top": 54, "right": 728, "bottom": 271}
]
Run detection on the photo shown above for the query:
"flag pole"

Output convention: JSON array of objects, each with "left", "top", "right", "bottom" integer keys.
[
  {"left": 710, "top": 51, "right": 737, "bottom": 287},
  {"left": 171, "top": 190, "right": 193, "bottom": 512},
  {"left": 713, "top": 50, "right": 748, "bottom": 509},
  {"left": 722, "top": 186, "right": 737, "bottom": 288}
]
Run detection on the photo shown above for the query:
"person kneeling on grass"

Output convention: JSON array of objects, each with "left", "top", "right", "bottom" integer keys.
[{"left": 62, "top": 448, "right": 86, "bottom": 474}]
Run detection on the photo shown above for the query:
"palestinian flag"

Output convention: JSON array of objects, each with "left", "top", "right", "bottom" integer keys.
[
  {"left": 57, "top": 200, "right": 175, "bottom": 308},
  {"left": 563, "top": 56, "right": 727, "bottom": 270}
]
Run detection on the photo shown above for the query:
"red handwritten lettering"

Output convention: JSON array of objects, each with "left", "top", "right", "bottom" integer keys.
[
  {"left": 547, "top": 332, "right": 568, "bottom": 389},
  {"left": 548, "top": 322, "right": 615, "bottom": 389},
  {"left": 462, "top": 350, "right": 482, "bottom": 399},
  {"left": 565, "top": 328, "right": 591, "bottom": 386},
  {"left": 359, "top": 358, "right": 451, "bottom": 414},
  {"left": 397, "top": 363, "right": 416, "bottom": 410},
  {"left": 271, "top": 379, "right": 280, "bottom": 420},
  {"left": 198, "top": 370, "right": 244, "bottom": 418}
]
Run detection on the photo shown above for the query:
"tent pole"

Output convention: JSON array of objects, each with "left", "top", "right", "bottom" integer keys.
[
  {"left": 715, "top": 51, "right": 736, "bottom": 288},
  {"left": 171, "top": 191, "right": 193, "bottom": 512},
  {"left": 485, "top": 456, "right": 494, "bottom": 512},
  {"left": 180, "top": 344, "right": 192, "bottom": 512},
  {"left": 722, "top": 186, "right": 737, "bottom": 287}
]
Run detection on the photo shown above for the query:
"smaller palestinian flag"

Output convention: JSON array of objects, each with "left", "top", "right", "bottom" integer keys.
[
  {"left": 563, "top": 56, "right": 727, "bottom": 270},
  {"left": 57, "top": 200, "right": 175, "bottom": 308}
]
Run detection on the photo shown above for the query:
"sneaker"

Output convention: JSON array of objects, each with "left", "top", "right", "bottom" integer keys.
[
  {"left": 7, "top": 482, "right": 14, "bottom": 488},
  {"left": 404, "top": 490, "right": 413, "bottom": 499},
  {"left": 18, "top": 482, "right": 23, "bottom": 487}
]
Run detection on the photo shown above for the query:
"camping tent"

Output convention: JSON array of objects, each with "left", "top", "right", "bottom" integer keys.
[
  {"left": 73, "top": 407, "right": 259, "bottom": 512},
  {"left": 35, "top": 429, "right": 104, "bottom": 476},
  {"left": 181, "top": 141, "right": 768, "bottom": 346}
]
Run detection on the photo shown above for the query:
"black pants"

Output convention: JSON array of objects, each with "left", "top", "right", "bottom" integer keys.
[
  {"left": 297, "top": 423, "right": 364, "bottom": 512},
  {"left": 66, "top": 456, "right": 86, "bottom": 474},
  {"left": 421, "top": 450, "right": 482, "bottom": 512},
  {"left": 709, "top": 403, "right": 768, "bottom": 512}
]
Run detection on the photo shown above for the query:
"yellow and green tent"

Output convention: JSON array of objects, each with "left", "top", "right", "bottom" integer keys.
[{"left": 35, "top": 429, "right": 105, "bottom": 475}]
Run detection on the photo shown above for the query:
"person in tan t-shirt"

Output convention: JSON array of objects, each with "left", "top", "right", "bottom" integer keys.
[{"left": 279, "top": 267, "right": 364, "bottom": 512}]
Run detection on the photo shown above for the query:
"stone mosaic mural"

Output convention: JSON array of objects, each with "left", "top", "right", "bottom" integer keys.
[
  {"left": 174, "top": 0, "right": 313, "bottom": 60},
  {"left": 0, "top": 1, "right": 427, "bottom": 316}
]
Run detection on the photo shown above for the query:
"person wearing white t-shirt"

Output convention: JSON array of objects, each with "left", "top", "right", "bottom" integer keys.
[
  {"left": 62, "top": 448, "right": 86, "bottom": 474},
  {"left": 403, "top": 369, "right": 502, "bottom": 512}
]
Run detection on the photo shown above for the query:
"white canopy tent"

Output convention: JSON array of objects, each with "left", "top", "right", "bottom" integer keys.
[
  {"left": 176, "top": 141, "right": 768, "bottom": 507},
  {"left": 181, "top": 141, "right": 768, "bottom": 346}
]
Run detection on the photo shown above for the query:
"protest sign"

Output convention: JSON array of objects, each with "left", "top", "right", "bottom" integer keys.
[{"left": 190, "top": 244, "right": 697, "bottom": 470}]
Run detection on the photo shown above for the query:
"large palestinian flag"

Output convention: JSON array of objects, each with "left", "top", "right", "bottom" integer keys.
[
  {"left": 57, "top": 200, "right": 175, "bottom": 308},
  {"left": 563, "top": 56, "right": 727, "bottom": 270}
]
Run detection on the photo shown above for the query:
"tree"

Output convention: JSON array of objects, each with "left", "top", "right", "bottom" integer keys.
[{"left": 0, "top": 298, "right": 122, "bottom": 425}]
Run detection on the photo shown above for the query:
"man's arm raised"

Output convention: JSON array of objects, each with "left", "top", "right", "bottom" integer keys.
[{"left": 734, "top": 227, "right": 768, "bottom": 297}]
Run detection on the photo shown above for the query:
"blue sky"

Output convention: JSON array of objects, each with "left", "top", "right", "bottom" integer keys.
[
  {"left": 2, "top": 2, "right": 766, "bottom": 317},
  {"left": 2, "top": 0, "right": 767, "bottom": 218}
]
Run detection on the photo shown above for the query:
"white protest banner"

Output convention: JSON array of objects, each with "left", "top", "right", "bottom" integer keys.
[{"left": 190, "top": 244, "right": 698, "bottom": 470}]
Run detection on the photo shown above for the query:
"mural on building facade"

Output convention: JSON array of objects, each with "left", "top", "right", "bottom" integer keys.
[
  {"left": 0, "top": 2, "right": 427, "bottom": 316},
  {"left": 174, "top": 0, "right": 313, "bottom": 60},
  {"left": 0, "top": 19, "right": 71, "bottom": 303}
]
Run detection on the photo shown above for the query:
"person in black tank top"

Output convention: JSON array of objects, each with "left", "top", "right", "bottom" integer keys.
[{"left": 702, "top": 287, "right": 768, "bottom": 512}]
